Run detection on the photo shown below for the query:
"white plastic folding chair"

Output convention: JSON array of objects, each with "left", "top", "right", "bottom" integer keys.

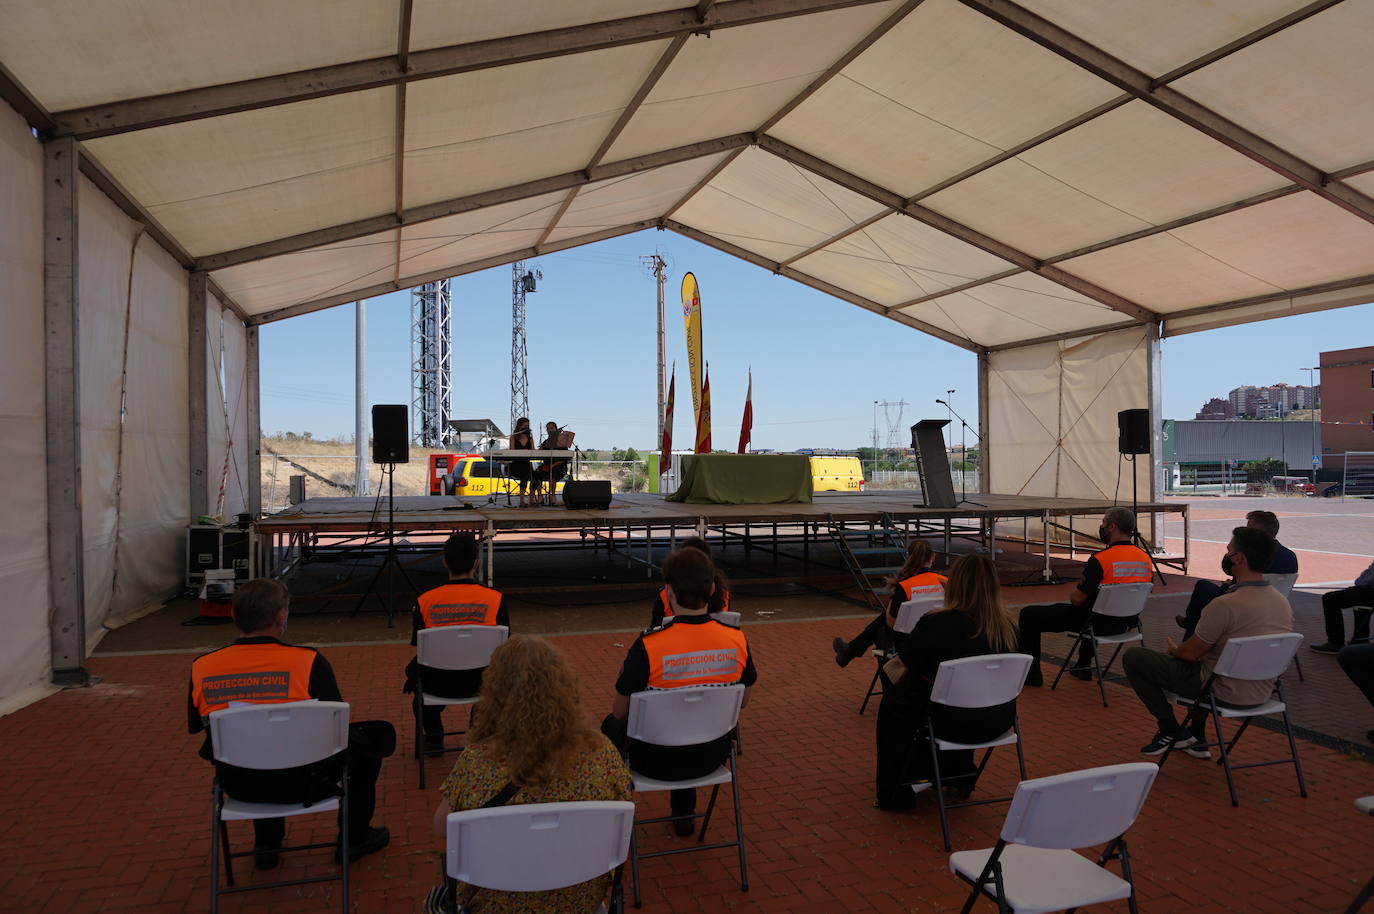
[
  {"left": 1051, "top": 582, "right": 1152, "bottom": 707},
  {"left": 1160, "top": 632, "right": 1307, "bottom": 806},
  {"left": 949, "top": 762, "right": 1159, "bottom": 914},
  {"left": 921, "top": 653, "right": 1033, "bottom": 852},
  {"left": 859, "top": 594, "right": 942, "bottom": 715},
  {"left": 442, "top": 801, "right": 636, "bottom": 914},
  {"left": 1263, "top": 573, "right": 1305, "bottom": 681},
  {"left": 710, "top": 610, "right": 741, "bottom": 626},
  {"left": 1346, "top": 796, "right": 1374, "bottom": 914},
  {"left": 414, "top": 624, "right": 509, "bottom": 788},
  {"left": 208, "top": 700, "right": 351, "bottom": 914},
  {"left": 625, "top": 685, "right": 747, "bottom": 908}
]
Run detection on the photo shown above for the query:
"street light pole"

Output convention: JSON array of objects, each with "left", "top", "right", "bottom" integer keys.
[{"left": 1302, "top": 366, "right": 1319, "bottom": 476}]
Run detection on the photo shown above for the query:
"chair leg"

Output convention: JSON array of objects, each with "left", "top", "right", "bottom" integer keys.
[
  {"left": 859, "top": 662, "right": 882, "bottom": 715},
  {"left": 629, "top": 830, "right": 643, "bottom": 909},
  {"left": 1100, "top": 642, "right": 1126, "bottom": 681},
  {"left": 698, "top": 783, "right": 721, "bottom": 842},
  {"left": 416, "top": 691, "right": 427, "bottom": 791},
  {"left": 1278, "top": 684, "right": 1309, "bottom": 798},
  {"left": 1293, "top": 653, "right": 1305, "bottom": 682},
  {"left": 210, "top": 782, "right": 223, "bottom": 914},
  {"left": 1087, "top": 635, "right": 1108, "bottom": 708},
  {"left": 340, "top": 769, "right": 350, "bottom": 914},
  {"left": 929, "top": 725, "right": 952, "bottom": 853},
  {"left": 1344, "top": 873, "right": 1374, "bottom": 914},
  {"left": 729, "top": 767, "right": 748, "bottom": 892},
  {"left": 1220, "top": 717, "right": 1253, "bottom": 758},
  {"left": 1115, "top": 838, "right": 1139, "bottom": 914},
  {"left": 1013, "top": 714, "right": 1027, "bottom": 781},
  {"left": 960, "top": 842, "right": 1005, "bottom": 914},
  {"left": 1049, "top": 633, "right": 1081, "bottom": 691},
  {"left": 1211, "top": 703, "right": 1240, "bottom": 807}
]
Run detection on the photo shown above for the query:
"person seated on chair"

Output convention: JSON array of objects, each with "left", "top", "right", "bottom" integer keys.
[
  {"left": 832, "top": 540, "right": 946, "bottom": 668},
  {"left": 648, "top": 536, "right": 731, "bottom": 628},
  {"left": 188, "top": 579, "right": 394, "bottom": 870},
  {"left": 404, "top": 532, "right": 508, "bottom": 756},
  {"left": 1018, "top": 506, "right": 1152, "bottom": 687},
  {"left": 427, "top": 636, "right": 631, "bottom": 914},
  {"left": 874, "top": 554, "right": 1017, "bottom": 811},
  {"left": 1338, "top": 635, "right": 1374, "bottom": 745},
  {"left": 1312, "top": 558, "right": 1374, "bottom": 654},
  {"left": 1122, "top": 526, "right": 1292, "bottom": 757},
  {"left": 603, "top": 545, "right": 757, "bottom": 837},
  {"left": 1176, "top": 510, "right": 1298, "bottom": 639},
  {"left": 507, "top": 416, "right": 535, "bottom": 508},
  {"left": 533, "top": 421, "right": 571, "bottom": 506}
]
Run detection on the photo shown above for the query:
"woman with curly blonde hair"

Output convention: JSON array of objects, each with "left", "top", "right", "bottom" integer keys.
[{"left": 428, "top": 635, "right": 631, "bottom": 913}]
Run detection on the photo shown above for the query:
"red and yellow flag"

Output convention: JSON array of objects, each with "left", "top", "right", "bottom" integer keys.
[
  {"left": 737, "top": 367, "right": 752, "bottom": 454},
  {"left": 661, "top": 365, "right": 675, "bottom": 472},
  {"left": 681, "top": 273, "right": 704, "bottom": 425},
  {"left": 695, "top": 363, "right": 713, "bottom": 454}
]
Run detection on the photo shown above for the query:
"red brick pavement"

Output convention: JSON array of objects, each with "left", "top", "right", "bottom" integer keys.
[{"left": 3, "top": 619, "right": 1371, "bottom": 914}]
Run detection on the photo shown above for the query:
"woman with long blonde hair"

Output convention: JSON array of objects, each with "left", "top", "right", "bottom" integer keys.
[
  {"left": 873, "top": 554, "right": 1018, "bottom": 810},
  {"left": 832, "top": 539, "right": 946, "bottom": 668},
  {"left": 428, "top": 635, "right": 631, "bottom": 913}
]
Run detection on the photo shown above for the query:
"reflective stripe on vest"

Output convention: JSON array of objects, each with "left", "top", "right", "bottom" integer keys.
[
  {"left": 1096, "top": 544, "right": 1153, "bottom": 584},
  {"left": 419, "top": 582, "right": 501, "bottom": 628},
  {"left": 643, "top": 620, "right": 748, "bottom": 689},
  {"left": 899, "top": 571, "right": 948, "bottom": 601},
  {"left": 190, "top": 642, "right": 316, "bottom": 718}
]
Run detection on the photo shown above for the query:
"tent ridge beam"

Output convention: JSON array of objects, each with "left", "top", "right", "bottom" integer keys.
[
  {"left": 984, "top": 320, "right": 1147, "bottom": 352},
  {"left": 662, "top": 217, "right": 982, "bottom": 351},
  {"left": 48, "top": 0, "right": 892, "bottom": 139},
  {"left": 1162, "top": 271, "right": 1374, "bottom": 323},
  {"left": 958, "top": 0, "right": 1374, "bottom": 226},
  {"left": 779, "top": 209, "right": 891, "bottom": 266},
  {"left": 198, "top": 132, "right": 753, "bottom": 272},
  {"left": 892, "top": 267, "right": 1025, "bottom": 308},
  {"left": 756, "top": 134, "right": 1158, "bottom": 322}
]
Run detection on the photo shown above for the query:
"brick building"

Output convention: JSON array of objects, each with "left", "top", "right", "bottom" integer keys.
[
  {"left": 1227, "top": 382, "right": 1319, "bottom": 418},
  {"left": 1319, "top": 345, "right": 1374, "bottom": 465},
  {"left": 1194, "top": 397, "right": 1234, "bottom": 420}
]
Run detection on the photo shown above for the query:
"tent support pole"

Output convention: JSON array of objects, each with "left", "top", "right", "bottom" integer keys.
[
  {"left": 977, "top": 350, "right": 990, "bottom": 495},
  {"left": 246, "top": 324, "right": 262, "bottom": 516},
  {"left": 43, "top": 136, "right": 89, "bottom": 687},
  {"left": 1146, "top": 323, "right": 1164, "bottom": 550},
  {"left": 188, "top": 272, "right": 209, "bottom": 520}
]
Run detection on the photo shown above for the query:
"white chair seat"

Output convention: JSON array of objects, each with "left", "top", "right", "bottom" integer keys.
[
  {"left": 1089, "top": 631, "right": 1142, "bottom": 646},
  {"left": 1165, "top": 691, "right": 1285, "bottom": 717},
  {"left": 220, "top": 795, "right": 341, "bottom": 821},
  {"left": 935, "top": 728, "right": 1019, "bottom": 752},
  {"left": 1356, "top": 796, "right": 1374, "bottom": 816},
  {"left": 950, "top": 844, "right": 1133, "bottom": 914},
  {"left": 631, "top": 765, "right": 733, "bottom": 792},
  {"left": 421, "top": 692, "right": 479, "bottom": 707}
]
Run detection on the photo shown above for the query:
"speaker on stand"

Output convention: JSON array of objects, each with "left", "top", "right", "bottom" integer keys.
[{"left": 353, "top": 404, "right": 416, "bottom": 625}]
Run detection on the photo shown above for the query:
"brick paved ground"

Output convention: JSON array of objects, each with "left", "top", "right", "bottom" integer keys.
[{"left": 4, "top": 616, "right": 1373, "bottom": 914}]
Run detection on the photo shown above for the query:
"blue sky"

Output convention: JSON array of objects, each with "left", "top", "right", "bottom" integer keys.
[{"left": 259, "top": 229, "right": 1372, "bottom": 452}]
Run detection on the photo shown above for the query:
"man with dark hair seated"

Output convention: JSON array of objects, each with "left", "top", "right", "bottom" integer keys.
[
  {"left": 1123, "top": 527, "right": 1293, "bottom": 756},
  {"left": 404, "top": 532, "right": 508, "bottom": 754},
  {"left": 604, "top": 545, "right": 757, "bottom": 836},
  {"left": 188, "top": 579, "right": 394, "bottom": 869},
  {"left": 1175, "top": 509, "right": 1299, "bottom": 638}
]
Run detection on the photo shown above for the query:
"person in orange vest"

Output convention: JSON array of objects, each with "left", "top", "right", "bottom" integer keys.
[
  {"left": 404, "top": 532, "right": 508, "bottom": 755},
  {"left": 604, "top": 545, "right": 758, "bottom": 836},
  {"left": 1018, "top": 506, "right": 1154, "bottom": 686},
  {"left": 647, "top": 536, "right": 731, "bottom": 628},
  {"left": 832, "top": 540, "right": 946, "bottom": 668},
  {"left": 188, "top": 579, "right": 394, "bottom": 870}
]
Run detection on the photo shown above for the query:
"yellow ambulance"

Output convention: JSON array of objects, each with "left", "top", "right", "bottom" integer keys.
[{"left": 810, "top": 456, "right": 866, "bottom": 492}]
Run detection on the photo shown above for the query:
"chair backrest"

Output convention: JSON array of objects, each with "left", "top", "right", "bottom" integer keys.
[
  {"left": 1092, "top": 582, "right": 1153, "bottom": 618},
  {"left": 209, "top": 700, "right": 349, "bottom": 770},
  {"left": 710, "top": 610, "right": 741, "bottom": 627},
  {"left": 1001, "top": 763, "right": 1158, "bottom": 850},
  {"left": 417, "top": 624, "right": 509, "bottom": 672},
  {"left": 1211, "top": 632, "right": 1303, "bottom": 680},
  {"left": 930, "top": 653, "right": 1033, "bottom": 709},
  {"left": 626, "top": 684, "right": 744, "bottom": 747},
  {"left": 446, "top": 800, "right": 634, "bottom": 892},
  {"left": 893, "top": 594, "right": 942, "bottom": 634},
  {"left": 1264, "top": 572, "right": 1298, "bottom": 598}
]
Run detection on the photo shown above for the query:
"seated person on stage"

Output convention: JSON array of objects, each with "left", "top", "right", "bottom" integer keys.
[
  {"left": 648, "top": 536, "right": 731, "bottom": 628},
  {"left": 832, "top": 539, "right": 945, "bottom": 668},
  {"left": 1312, "top": 558, "right": 1374, "bottom": 654},
  {"left": 1176, "top": 509, "right": 1298, "bottom": 638},
  {"left": 1018, "top": 506, "right": 1152, "bottom": 686},
  {"left": 532, "top": 420, "right": 571, "bottom": 506},
  {"left": 404, "top": 532, "right": 508, "bottom": 755},
  {"left": 188, "top": 579, "right": 394, "bottom": 869},
  {"left": 507, "top": 416, "right": 535, "bottom": 508},
  {"left": 603, "top": 545, "right": 757, "bottom": 836},
  {"left": 874, "top": 554, "right": 1017, "bottom": 811},
  {"left": 428, "top": 636, "right": 631, "bottom": 914},
  {"left": 1123, "top": 526, "right": 1292, "bottom": 756}
]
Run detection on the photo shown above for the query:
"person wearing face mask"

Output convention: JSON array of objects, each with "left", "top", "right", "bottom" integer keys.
[
  {"left": 1017, "top": 506, "right": 1153, "bottom": 687},
  {"left": 1122, "top": 526, "right": 1292, "bottom": 756},
  {"left": 1174, "top": 509, "right": 1299, "bottom": 639}
]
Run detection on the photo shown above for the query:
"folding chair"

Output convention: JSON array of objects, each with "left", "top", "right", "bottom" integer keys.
[
  {"left": 921, "top": 653, "right": 1033, "bottom": 852},
  {"left": 414, "top": 624, "right": 509, "bottom": 789},
  {"left": 208, "top": 700, "right": 351, "bottom": 914},
  {"left": 1052, "top": 582, "right": 1152, "bottom": 707},
  {"left": 710, "top": 610, "right": 741, "bottom": 626},
  {"left": 1160, "top": 632, "right": 1307, "bottom": 806},
  {"left": 441, "top": 800, "right": 635, "bottom": 914},
  {"left": 625, "top": 684, "right": 747, "bottom": 908},
  {"left": 1263, "top": 573, "right": 1305, "bottom": 681},
  {"left": 1345, "top": 796, "right": 1374, "bottom": 914},
  {"left": 859, "top": 594, "right": 942, "bottom": 714},
  {"left": 950, "top": 762, "right": 1159, "bottom": 914}
]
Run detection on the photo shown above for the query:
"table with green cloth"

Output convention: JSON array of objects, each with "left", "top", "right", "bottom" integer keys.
[{"left": 665, "top": 454, "right": 813, "bottom": 504}]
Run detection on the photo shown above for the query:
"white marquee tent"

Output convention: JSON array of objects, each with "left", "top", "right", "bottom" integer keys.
[{"left": 3, "top": 0, "right": 1372, "bottom": 710}]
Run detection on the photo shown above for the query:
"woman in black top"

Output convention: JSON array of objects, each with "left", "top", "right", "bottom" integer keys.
[
  {"left": 508, "top": 417, "right": 534, "bottom": 507},
  {"left": 874, "top": 554, "right": 1018, "bottom": 811},
  {"left": 533, "top": 421, "right": 570, "bottom": 506}
]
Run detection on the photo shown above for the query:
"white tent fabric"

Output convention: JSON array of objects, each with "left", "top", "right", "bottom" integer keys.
[{"left": 208, "top": 296, "right": 251, "bottom": 519}]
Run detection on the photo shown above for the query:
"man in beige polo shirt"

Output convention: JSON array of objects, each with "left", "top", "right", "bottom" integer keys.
[{"left": 1123, "top": 526, "right": 1293, "bottom": 758}]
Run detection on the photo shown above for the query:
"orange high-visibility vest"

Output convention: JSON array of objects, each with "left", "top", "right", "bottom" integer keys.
[
  {"left": 190, "top": 641, "right": 316, "bottom": 718},
  {"left": 1095, "top": 543, "right": 1153, "bottom": 584},
  {"left": 418, "top": 582, "right": 502, "bottom": 628},
  {"left": 898, "top": 571, "right": 948, "bottom": 601},
  {"left": 643, "top": 619, "right": 748, "bottom": 690},
  {"left": 659, "top": 587, "right": 731, "bottom": 621}
]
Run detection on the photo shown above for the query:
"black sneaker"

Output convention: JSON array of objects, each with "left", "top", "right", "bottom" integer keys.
[
  {"left": 1140, "top": 728, "right": 1196, "bottom": 756},
  {"left": 424, "top": 734, "right": 446, "bottom": 757},
  {"left": 254, "top": 843, "right": 281, "bottom": 870},
  {"left": 335, "top": 825, "right": 390, "bottom": 863},
  {"left": 1068, "top": 666, "right": 1094, "bottom": 682},
  {"left": 673, "top": 816, "right": 696, "bottom": 837},
  {"left": 1174, "top": 614, "right": 1189, "bottom": 629},
  {"left": 1310, "top": 642, "right": 1343, "bottom": 655},
  {"left": 832, "top": 637, "right": 853, "bottom": 669}
]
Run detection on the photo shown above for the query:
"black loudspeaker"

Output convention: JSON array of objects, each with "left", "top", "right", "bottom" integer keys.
[
  {"left": 371, "top": 404, "right": 409, "bottom": 464},
  {"left": 562, "top": 480, "right": 612, "bottom": 510},
  {"left": 1118, "top": 408, "right": 1151, "bottom": 455}
]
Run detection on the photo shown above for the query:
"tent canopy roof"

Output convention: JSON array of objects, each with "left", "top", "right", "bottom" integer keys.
[{"left": 4, "top": 0, "right": 1372, "bottom": 350}]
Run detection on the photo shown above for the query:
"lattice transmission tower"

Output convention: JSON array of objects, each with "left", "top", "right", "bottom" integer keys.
[
  {"left": 410, "top": 280, "right": 453, "bottom": 447},
  {"left": 510, "top": 262, "right": 540, "bottom": 432},
  {"left": 881, "top": 399, "right": 908, "bottom": 455}
]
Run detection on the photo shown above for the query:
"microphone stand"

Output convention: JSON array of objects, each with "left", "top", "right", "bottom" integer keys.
[{"left": 936, "top": 399, "right": 985, "bottom": 508}]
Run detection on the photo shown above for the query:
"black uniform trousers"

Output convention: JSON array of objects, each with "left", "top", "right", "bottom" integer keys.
[
  {"left": 1323, "top": 586, "right": 1374, "bottom": 646},
  {"left": 1180, "top": 580, "right": 1228, "bottom": 640},
  {"left": 1017, "top": 602, "right": 1136, "bottom": 683}
]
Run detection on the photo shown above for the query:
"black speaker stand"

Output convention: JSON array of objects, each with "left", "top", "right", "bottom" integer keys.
[
  {"left": 1125, "top": 453, "right": 1167, "bottom": 587},
  {"left": 351, "top": 463, "right": 416, "bottom": 626}
]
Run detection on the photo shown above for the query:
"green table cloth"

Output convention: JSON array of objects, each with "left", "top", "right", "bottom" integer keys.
[{"left": 666, "top": 454, "right": 813, "bottom": 504}]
